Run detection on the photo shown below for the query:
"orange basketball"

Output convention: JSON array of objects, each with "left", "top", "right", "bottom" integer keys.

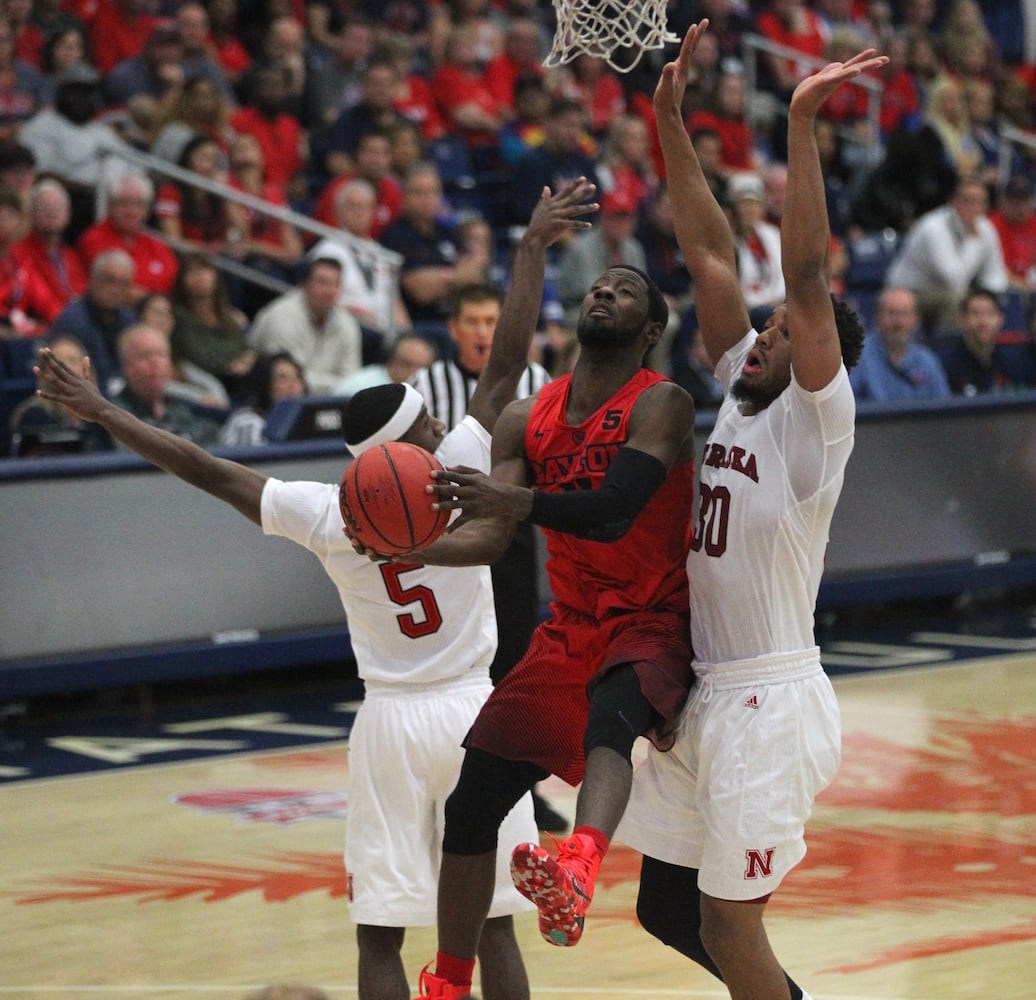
[{"left": 339, "top": 441, "right": 451, "bottom": 555}]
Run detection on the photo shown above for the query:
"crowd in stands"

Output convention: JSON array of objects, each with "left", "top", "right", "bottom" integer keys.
[{"left": 3, "top": 0, "right": 1036, "bottom": 459}]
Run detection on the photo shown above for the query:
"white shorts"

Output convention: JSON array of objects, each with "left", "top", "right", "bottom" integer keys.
[
  {"left": 345, "top": 671, "right": 537, "bottom": 926},
  {"left": 617, "top": 648, "right": 841, "bottom": 901}
]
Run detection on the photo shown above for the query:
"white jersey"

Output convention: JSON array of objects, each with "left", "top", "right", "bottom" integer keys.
[
  {"left": 261, "top": 415, "right": 496, "bottom": 685},
  {"left": 689, "top": 330, "right": 855, "bottom": 665}
]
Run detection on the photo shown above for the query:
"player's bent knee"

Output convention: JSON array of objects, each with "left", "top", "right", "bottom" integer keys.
[{"left": 443, "top": 748, "right": 545, "bottom": 855}]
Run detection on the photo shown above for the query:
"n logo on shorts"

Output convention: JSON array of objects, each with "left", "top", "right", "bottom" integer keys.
[{"left": 744, "top": 848, "right": 775, "bottom": 879}]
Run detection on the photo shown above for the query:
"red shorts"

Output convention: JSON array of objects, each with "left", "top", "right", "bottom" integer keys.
[{"left": 466, "top": 604, "right": 693, "bottom": 786}]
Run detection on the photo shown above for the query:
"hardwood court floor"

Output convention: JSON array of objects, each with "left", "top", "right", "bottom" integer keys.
[{"left": 2, "top": 597, "right": 1035, "bottom": 1000}]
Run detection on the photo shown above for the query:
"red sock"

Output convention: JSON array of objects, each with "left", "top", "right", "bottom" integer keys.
[
  {"left": 435, "top": 951, "right": 475, "bottom": 988},
  {"left": 573, "top": 824, "right": 609, "bottom": 860}
]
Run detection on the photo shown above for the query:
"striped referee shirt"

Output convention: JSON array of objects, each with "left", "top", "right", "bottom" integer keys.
[{"left": 410, "top": 359, "right": 551, "bottom": 430}]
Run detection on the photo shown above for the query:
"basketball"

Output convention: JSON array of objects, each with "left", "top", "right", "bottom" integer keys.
[{"left": 339, "top": 441, "right": 451, "bottom": 555}]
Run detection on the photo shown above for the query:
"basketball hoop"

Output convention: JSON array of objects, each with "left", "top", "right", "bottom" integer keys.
[{"left": 545, "top": 0, "right": 680, "bottom": 73}]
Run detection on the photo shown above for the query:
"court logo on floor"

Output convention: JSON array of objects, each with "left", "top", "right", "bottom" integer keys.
[{"left": 172, "top": 788, "right": 348, "bottom": 824}]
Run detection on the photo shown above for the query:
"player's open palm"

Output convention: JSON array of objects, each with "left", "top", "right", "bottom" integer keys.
[
  {"left": 35, "top": 348, "right": 106, "bottom": 423},
  {"left": 654, "top": 19, "right": 709, "bottom": 120},
  {"left": 525, "top": 177, "right": 597, "bottom": 249},
  {"left": 790, "top": 49, "right": 889, "bottom": 118}
]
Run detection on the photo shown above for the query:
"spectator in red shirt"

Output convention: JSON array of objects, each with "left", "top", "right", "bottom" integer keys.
[
  {"left": 430, "top": 24, "right": 506, "bottom": 159},
  {"left": 314, "top": 128, "right": 403, "bottom": 237},
  {"left": 205, "top": 0, "right": 251, "bottom": 86},
  {"left": 376, "top": 33, "right": 446, "bottom": 142},
  {"left": 7, "top": 0, "right": 45, "bottom": 69},
  {"left": 990, "top": 174, "right": 1036, "bottom": 291},
  {"left": 754, "top": 0, "right": 826, "bottom": 98},
  {"left": 483, "top": 17, "right": 544, "bottom": 117},
  {"left": 0, "top": 187, "right": 63, "bottom": 337},
  {"left": 225, "top": 131, "right": 304, "bottom": 315},
  {"left": 877, "top": 30, "right": 921, "bottom": 137},
  {"left": 686, "top": 67, "right": 760, "bottom": 175},
  {"left": 230, "top": 66, "right": 305, "bottom": 192},
  {"left": 552, "top": 53, "right": 626, "bottom": 140},
  {"left": 88, "top": 0, "right": 158, "bottom": 76},
  {"left": 12, "top": 178, "right": 86, "bottom": 309},
  {"left": 154, "top": 134, "right": 234, "bottom": 253},
  {"left": 78, "top": 172, "right": 179, "bottom": 302}
]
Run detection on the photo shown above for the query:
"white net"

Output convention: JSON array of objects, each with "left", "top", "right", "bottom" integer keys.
[{"left": 545, "top": 0, "right": 681, "bottom": 72}]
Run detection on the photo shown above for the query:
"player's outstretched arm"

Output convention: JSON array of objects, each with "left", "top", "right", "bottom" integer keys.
[
  {"left": 654, "top": 20, "right": 750, "bottom": 366},
  {"left": 783, "top": 49, "right": 887, "bottom": 391},
  {"left": 35, "top": 349, "right": 268, "bottom": 525},
  {"left": 466, "top": 178, "right": 596, "bottom": 433}
]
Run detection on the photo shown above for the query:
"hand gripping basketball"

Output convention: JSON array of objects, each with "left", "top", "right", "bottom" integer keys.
[{"left": 340, "top": 442, "right": 451, "bottom": 556}]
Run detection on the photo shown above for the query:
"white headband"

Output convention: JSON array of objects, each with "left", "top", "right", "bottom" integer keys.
[{"left": 346, "top": 382, "right": 425, "bottom": 456}]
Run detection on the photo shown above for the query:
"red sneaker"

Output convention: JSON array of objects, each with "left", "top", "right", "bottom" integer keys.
[
  {"left": 414, "top": 963, "right": 473, "bottom": 1000},
  {"left": 510, "top": 833, "right": 601, "bottom": 946}
]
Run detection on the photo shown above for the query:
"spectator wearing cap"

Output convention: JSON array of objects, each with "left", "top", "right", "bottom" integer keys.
[
  {"left": 727, "top": 171, "right": 785, "bottom": 321},
  {"left": 18, "top": 64, "right": 135, "bottom": 239},
  {"left": 556, "top": 186, "right": 648, "bottom": 328},
  {"left": 0, "top": 15, "right": 47, "bottom": 141},
  {"left": 88, "top": 0, "right": 158, "bottom": 76},
  {"left": 989, "top": 174, "right": 1036, "bottom": 291}
]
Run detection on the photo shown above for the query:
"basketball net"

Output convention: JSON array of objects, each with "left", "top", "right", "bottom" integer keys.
[{"left": 545, "top": 0, "right": 680, "bottom": 72}]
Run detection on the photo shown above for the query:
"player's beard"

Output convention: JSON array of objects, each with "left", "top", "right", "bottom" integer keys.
[
  {"left": 731, "top": 375, "right": 781, "bottom": 410},
  {"left": 577, "top": 315, "right": 634, "bottom": 348}
]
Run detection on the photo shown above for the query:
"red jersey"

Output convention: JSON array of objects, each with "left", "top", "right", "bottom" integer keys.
[{"left": 525, "top": 370, "right": 694, "bottom": 621}]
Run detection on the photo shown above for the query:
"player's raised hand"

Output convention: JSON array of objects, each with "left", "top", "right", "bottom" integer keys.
[
  {"left": 429, "top": 466, "right": 531, "bottom": 530},
  {"left": 654, "top": 19, "right": 709, "bottom": 122},
  {"left": 522, "top": 177, "right": 597, "bottom": 250},
  {"left": 790, "top": 49, "right": 889, "bottom": 120},
  {"left": 35, "top": 348, "right": 107, "bottom": 422}
]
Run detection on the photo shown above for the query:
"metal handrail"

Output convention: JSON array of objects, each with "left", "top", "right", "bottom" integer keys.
[{"left": 94, "top": 142, "right": 403, "bottom": 266}]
